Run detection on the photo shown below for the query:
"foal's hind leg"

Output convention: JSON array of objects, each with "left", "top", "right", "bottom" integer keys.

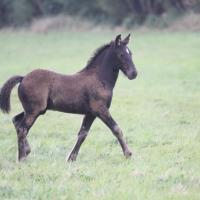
[
  {"left": 13, "top": 112, "right": 24, "bottom": 126},
  {"left": 67, "top": 115, "right": 96, "bottom": 162},
  {"left": 16, "top": 112, "right": 39, "bottom": 161},
  {"left": 12, "top": 112, "right": 31, "bottom": 155}
]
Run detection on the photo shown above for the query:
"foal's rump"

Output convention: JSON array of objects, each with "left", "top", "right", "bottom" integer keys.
[{"left": 18, "top": 69, "right": 55, "bottom": 114}]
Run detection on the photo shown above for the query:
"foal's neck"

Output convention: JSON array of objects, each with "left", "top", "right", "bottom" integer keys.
[{"left": 96, "top": 48, "right": 119, "bottom": 89}]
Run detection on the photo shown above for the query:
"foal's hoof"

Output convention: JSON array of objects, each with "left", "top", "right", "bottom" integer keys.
[
  {"left": 25, "top": 146, "right": 31, "bottom": 156},
  {"left": 67, "top": 154, "right": 77, "bottom": 162},
  {"left": 124, "top": 150, "right": 132, "bottom": 158},
  {"left": 25, "top": 142, "right": 31, "bottom": 156},
  {"left": 18, "top": 156, "right": 27, "bottom": 162},
  {"left": 18, "top": 148, "right": 31, "bottom": 162}
]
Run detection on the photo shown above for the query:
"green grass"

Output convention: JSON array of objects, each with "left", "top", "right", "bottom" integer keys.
[{"left": 0, "top": 29, "right": 200, "bottom": 200}]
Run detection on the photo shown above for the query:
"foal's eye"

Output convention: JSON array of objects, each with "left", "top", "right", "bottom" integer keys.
[{"left": 119, "top": 53, "right": 123, "bottom": 58}]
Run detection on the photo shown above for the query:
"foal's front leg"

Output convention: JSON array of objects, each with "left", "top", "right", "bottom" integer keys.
[
  {"left": 67, "top": 114, "right": 95, "bottom": 162},
  {"left": 98, "top": 106, "right": 132, "bottom": 158}
]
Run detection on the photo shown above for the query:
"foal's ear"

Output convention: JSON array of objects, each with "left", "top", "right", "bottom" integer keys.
[
  {"left": 123, "top": 34, "right": 131, "bottom": 45},
  {"left": 115, "top": 34, "right": 121, "bottom": 46}
]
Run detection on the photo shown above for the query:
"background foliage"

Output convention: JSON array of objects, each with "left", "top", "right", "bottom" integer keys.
[{"left": 0, "top": 0, "right": 200, "bottom": 27}]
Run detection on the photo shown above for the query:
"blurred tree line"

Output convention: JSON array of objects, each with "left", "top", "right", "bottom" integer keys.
[{"left": 0, "top": 0, "right": 199, "bottom": 27}]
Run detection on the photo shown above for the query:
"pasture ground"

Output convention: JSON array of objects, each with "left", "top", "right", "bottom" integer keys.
[{"left": 0, "top": 30, "right": 200, "bottom": 200}]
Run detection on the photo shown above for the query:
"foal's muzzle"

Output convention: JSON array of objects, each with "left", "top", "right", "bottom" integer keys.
[{"left": 127, "top": 67, "right": 137, "bottom": 80}]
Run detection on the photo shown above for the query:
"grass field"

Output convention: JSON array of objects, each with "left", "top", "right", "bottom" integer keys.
[{"left": 0, "top": 29, "right": 200, "bottom": 200}]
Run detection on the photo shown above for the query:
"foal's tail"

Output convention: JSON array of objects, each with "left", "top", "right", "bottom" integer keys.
[{"left": 0, "top": 76, "right": 23, "bottom": 113}]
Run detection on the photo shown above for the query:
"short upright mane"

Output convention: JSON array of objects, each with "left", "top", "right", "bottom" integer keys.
[{"left": 83, "top": 43, "right": 111, "bottom": 70}]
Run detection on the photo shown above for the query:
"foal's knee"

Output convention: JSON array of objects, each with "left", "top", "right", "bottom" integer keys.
[
  {"left": 78, "top": 130, "right": 88, "bottom": 140},
  {"left": 113, "top": 125, "right": 123, "bottom": 137}
]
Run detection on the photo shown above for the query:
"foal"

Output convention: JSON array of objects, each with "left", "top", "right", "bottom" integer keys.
[{"left": 0, "top": 34, "right": 137, "bottom": 162}]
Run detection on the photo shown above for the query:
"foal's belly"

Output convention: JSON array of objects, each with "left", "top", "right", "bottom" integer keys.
[
  {"left": 48, "top": 101, "right": 90, "bottom": 115},
  {"left": 47, "top": 74, "right": 92, "bottom": 114},
  {"left": 48, "top": 90, "right": 90, "bottom": 114}
]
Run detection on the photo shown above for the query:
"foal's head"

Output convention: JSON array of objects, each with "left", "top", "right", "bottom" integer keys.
[{"left": 113, "top": 34, "right": 137, "bottom": 80}]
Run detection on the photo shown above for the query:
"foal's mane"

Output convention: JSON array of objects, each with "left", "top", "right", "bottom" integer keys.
[{"left": 82, "top": 42, "right": 111, "bottom": 70}]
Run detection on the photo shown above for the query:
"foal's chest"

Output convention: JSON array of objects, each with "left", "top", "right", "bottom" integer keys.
[{"left": 89, "top": 85, "right": 113, "bottom": 112}]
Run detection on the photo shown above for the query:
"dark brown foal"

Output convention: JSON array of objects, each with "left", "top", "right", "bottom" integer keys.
[{"left": 0, "top": 34, "right": 137, "bottom": 162}]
